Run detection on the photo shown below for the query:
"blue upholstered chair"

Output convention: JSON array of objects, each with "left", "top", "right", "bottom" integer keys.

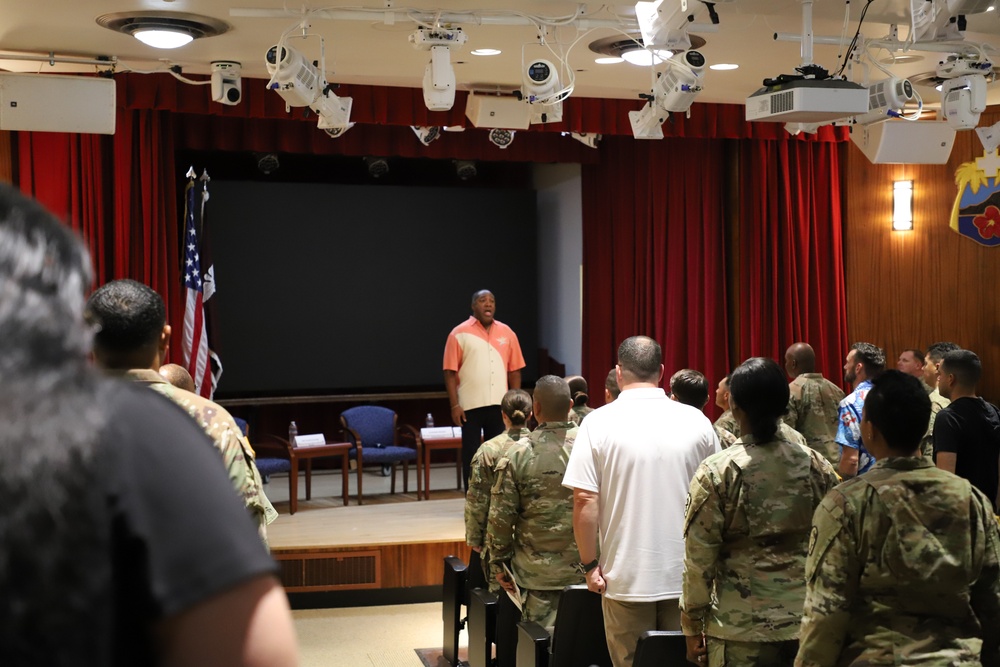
[
  {"left": 236, "top": 417, "right": 293, "bottom": 485},
  {"left": 339, "top": 405, "right": 422, "bottom": 504}
]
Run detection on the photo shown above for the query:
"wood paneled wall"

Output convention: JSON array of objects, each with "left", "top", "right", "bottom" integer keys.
[
  {"left": 0, "top": 131, "right": 12, "bottom": 184},
  {"left": 844, "top": 109, "right": 1000, "bottom": 403}
]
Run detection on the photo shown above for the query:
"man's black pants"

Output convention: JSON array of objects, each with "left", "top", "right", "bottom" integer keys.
[{"left": 461, "top": 405, "right": 504, "bottom": 490}]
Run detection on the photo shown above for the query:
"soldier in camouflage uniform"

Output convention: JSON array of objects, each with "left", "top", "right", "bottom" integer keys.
[
  {"left": 670, "top": 369, "right": 737, "bottom": 449},
  {"left": 86, "top": 280, "right": 277, "bottom": 544},
  {"left": 796, "top": 371, "right": 1000, "bottom": 667},
  {"left": 713, "top": 374, "right": 741, "bottom": 440},
  {"left": 782, "top": 342, "right": 847, "bottom": 467},
  {"left": 486, "top": 375, "right": 583, "bottom": 628},
  {"left": 919, "top": 342, "right": 960, "bottom": 458},
  {"left": 566, "top": 375, "right": 594, "bottom": 425},
  {"left": 465, "top": 388, "right": 533, "bottom": 592},
  {"left": 681, "top": 358, "right": 839, "bottom": 667}
]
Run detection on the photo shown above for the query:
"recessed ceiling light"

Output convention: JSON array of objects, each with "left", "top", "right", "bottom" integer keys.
[
  {"left": 134, "top": 29, "right": 193, "bottom": 49},
  {"left": 621, "top": 49, "right": 672, "bottom": 67},
  {"left": 471, "top": 48, "right": 502, "bottom": 56},
  {"left": 97, "top": 12, "right": 229, "bottom": 49},
  {"left": 709, "top": 63, "right": 739, "bottom": 71},
  {"left": 989, "top": 5, "right": 995, "bottom": 10},
  {"left": 595, "top": 57, "right": 624, "bottom": 64}
]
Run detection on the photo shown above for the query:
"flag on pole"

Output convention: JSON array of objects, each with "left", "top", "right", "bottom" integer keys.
[{"left": 181, "top": 169, "right": 218, "bottom": 397}]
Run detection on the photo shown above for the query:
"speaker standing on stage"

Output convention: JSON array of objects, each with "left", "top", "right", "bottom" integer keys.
[{"left": 444, "top": 289, "right": 525, "bottom": 490}]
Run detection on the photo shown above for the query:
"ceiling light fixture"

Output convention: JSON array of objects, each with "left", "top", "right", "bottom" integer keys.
[
  {"left": 97, "top": 12, "right": 229, "bottom": 49},
  {"left": 471, "top": 48, "right": 502, "bottom": 56},
  {"left": 621, "top": 48, "right": 673, "bottom": 67},
  {"left": 709, "top": 63, "right": 739, "bottom": 71},
  {"left": 595, "top": 57, "right": 624, "bottom": 64}
]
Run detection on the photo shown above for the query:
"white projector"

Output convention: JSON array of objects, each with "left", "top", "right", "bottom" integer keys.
[{"left": 746, "top": 78, "right": 868, "bottom": 123}]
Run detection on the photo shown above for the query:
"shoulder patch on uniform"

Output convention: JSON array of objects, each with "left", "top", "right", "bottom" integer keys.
[{"left": 808, "top": 525, "right": 818, "bottom": 556}]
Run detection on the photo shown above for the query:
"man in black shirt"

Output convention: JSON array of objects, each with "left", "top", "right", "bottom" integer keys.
[{"left": 934, "top": 349, "right": 1000, "bottom": 509}]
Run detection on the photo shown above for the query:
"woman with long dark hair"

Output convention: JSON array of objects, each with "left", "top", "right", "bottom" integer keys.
[{"left": 679, "top": 357, "right": 839, "bottom": 666}]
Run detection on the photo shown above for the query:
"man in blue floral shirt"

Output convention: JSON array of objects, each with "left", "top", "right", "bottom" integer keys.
[{"left": 835, "top": 342, "right": 885, "bottom": 478}]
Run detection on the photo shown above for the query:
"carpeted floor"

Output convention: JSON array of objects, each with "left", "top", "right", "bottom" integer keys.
[
  {"left": 414, "top": 646, "right": 469, "bottom": 667},
  {"left": 293, "top": 602, "right": 468, "bottom": 667}
]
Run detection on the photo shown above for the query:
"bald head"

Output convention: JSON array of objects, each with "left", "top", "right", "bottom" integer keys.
[
  {"left": 159, "top": 364, "right": 196, "bottom": 393},
  {"left": 784, "top": 342, "right": 816, "bottom": 378},
  {"left": 533, "top": 375, "right": 572, "bottom": 423}
]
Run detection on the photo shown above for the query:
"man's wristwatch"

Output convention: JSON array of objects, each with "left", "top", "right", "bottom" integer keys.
[{"left": 576, "top": 558, "right": 599, "bottom": 574}]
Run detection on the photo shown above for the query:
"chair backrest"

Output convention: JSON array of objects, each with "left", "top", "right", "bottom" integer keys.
[
  {"left": 341, "top": 405, "right": 397, "bottom": 447},
  {"left": 443, "top": 556, "right": 468, "bottom": 667},
  {"left": 633, "top": 631, "right": 687, "bottom": 667},
  {"left": 550, "top": 585, "right": 612, "bottom": 667},
  {"left": 233, "top": 416, "right": 249, "bottom": 437}
]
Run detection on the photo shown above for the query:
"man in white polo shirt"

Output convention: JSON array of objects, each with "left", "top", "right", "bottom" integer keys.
[
  {"left": 444, "top": 289, "right": 525, "bottom": 490},
  {"left": 563, "top": 336, "right": 719, "bottom": 667}
]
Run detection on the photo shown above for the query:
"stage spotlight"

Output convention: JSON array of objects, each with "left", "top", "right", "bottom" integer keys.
[
  {"left": 256, "top": 153, "right": 279, "bottom": 174},
  {"left": 567, "top": 131, "right": 601, "bottom": 148},
  {"left": 455, "top": 160, "right": 478, "bottom": 180},
  {"left": 410, "top": 27, "right": 468, "bottom": 111},
  {"left": 323, "top": 122, "right": 355, "bottom": 139},
  {"left": 488, "top": 128, "right": 515, "bottom": 149},
  {"left": 411, "top": 125, "right": 442, "bottom": 146},
  {"left": 364, "top": 156, "right": 390, "bottom": 178}
]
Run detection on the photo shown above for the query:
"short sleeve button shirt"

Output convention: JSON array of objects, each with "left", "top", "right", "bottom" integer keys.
[{"left": 443, "top": 316, "right": 525, "bottom": 411}]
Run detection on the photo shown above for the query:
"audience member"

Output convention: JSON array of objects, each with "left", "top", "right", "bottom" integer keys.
[
  {"left": 920, "top": 341, "right": 962, "bottom": 457},
  {"left": 671, "top": 369, "right": 736, "bottom": 448},
  {"left": 714, "top": 374, "right": 741, "bottom": 440},
  {"left": 443, "top": 289, "right": 525, "bottom": 489},
  {"left": 564, "top": 336, "right": 719, "bottom": 667},
  {"left": 796, "top": 371, "right": 1000, "bottom": 667},
  {"left": 487, "top": 376, "right": 582, "bottom": 628},
  {"left": 836, "top": 342, "right": 885, "bottom": 478},
  {"left": 896, "top": 348, "right": 925, "bottom": 380},
  {"left": 86, "top": 280, "right": 277, "bottom": 542},
  {"left": 783, "top": 342, "right": 846, "bottom": 467},
  {"left": 0, "top": 184, "right": 297, "bottom": 666},
  {"left": 159, "top": 362, "right": 196, "bottom": 392},
  {"left": 605, "top": 368, "right": 621, "bottom": 403},
  {"left": 934, "top": 349, "right": 1000, "bottom": 509},
  {"left": 566, "top": 375, "right": 594, "bottom": 425},
  {"left": 465, "top": 389, "right": 533, "bottom": 593},
  {"left": 681, "top": 358, "right": 839, "bottom": 667}
]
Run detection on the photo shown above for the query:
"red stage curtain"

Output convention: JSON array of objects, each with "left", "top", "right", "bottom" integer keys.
[
  {"left": 737, "top": 139, "right": 849, "bottom": 386},
  {"left": 18, "top": 132, "right": 112, "bottom": 281},
  {"left": 17, "top": 110, "right": 185, "bottom": 359},
  {"left": 581, "top": 136, "right": 732, "bottom": 410}
]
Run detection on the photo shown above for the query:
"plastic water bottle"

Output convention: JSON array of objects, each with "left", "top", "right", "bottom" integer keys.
[
  {"left": 288, "top": 420, "right": 298, "bottom": 447},
  {"left": 425, "top": 413, "right": 435, "bottom": 428}
]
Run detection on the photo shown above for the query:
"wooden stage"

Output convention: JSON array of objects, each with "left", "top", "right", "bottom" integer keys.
[{"left": 268, "top": 494, "right": 468, "bottom": 593}]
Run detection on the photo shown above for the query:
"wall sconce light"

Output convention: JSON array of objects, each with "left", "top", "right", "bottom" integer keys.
[{"left": 893, "top": 180, "right": 913, "bottom": 231}]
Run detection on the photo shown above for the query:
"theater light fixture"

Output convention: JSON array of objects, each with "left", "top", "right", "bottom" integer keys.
[
  {"left": 97, "top": 12, "right": 229, "bottom": 49},
  {"left": 893, "top": 180, "right": 914, "bottom": 231}
]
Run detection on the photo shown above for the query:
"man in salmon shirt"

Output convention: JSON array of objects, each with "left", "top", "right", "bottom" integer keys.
[{"left": 443, "top": 289, "right": 525, "bottom": 491}]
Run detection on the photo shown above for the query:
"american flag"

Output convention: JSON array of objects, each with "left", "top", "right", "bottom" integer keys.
[{"left": 181, "top": 172, "right": 219, "bottom": 397}]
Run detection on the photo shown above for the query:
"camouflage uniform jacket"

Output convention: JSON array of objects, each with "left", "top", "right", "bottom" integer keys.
[
  {"left": 797, "top": 457, "right": 1000, "bottom": 667},
  {"left": 714, "top": 424, "right": 738, "bottom": 449},
  {"left": 465, "top": 427, "right": 531, "bottom": 549},
  {"left": 783, "top": 373, "right": 846, "bottom": 467},
  {"left": 486, "top": 420, "right": 584, "bottom": 591},
  {"left": 121, "top": 369, "right": 278, "bottom": 538},
  {"left": 921, "top": 388, "right": 952, "bottom": 459},
  {"left": 715, "top": 409, "right": 741, "bottom": 439},
  {"left": 569, "top": 405, "right": 593, "bottom": 426},
  {"left": 680, "top": 429, "right": 840, "bottom": 641}
]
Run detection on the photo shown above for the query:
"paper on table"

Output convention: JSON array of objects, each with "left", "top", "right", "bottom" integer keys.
[
  {"left": 421, "top": 426, "right": 462, "bottom": 440},
  {"left": 502, "top": 563, "right": 523, "bottom": 612},
  {"left": 293, "top": 433, "right": 326, "bottom": 448}
]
